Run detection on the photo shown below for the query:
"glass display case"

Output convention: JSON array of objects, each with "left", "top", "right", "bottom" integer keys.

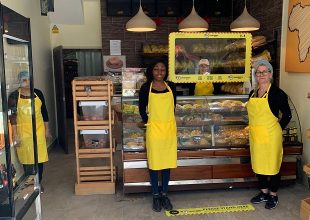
[
  {"left": 0, "top": 5, "right": 42, "bottom": 219},
  {"left": 122, "top": 95, "right": 302, "bottom": 151},
  {"left": 122, "top": 95, "right": 302, "bottom": 193},
  {"left": 123, "top": 95, "right": 249, "bottom": 151}
]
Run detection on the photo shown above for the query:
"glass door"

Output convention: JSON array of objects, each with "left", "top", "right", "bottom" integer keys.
[
  {"left": 0, "top": 79, "right": 12, "bottom": 218},
  {"left": 0, "top": 5, "right": 41, "bottom": 219}
]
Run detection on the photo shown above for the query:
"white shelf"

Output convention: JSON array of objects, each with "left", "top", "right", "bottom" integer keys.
[
  {"left": 80, "top": 130, "right": 109, "bottom": 135},
  {"left": 79, "top": 101, "right": 107, "bottom": 106}
]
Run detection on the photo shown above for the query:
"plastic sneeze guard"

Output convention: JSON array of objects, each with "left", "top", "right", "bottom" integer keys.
[
  {"left": 78, "top": 101, "right": 107, "bottom": 106},
  {"left": 168, "top": 32, "right": 252, "bottom": 83},
  {"left": 80, "top": 130, "right": 109, "bottom": 135}
]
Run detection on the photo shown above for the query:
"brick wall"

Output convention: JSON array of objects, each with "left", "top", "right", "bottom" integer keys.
[
  {"left": 101, "top": 0, "right": 283, "bottom": 82},
  {"left": 250, "top": 0, "right": 283, "bottom": 85},
  {"left": 101, "top": 0, "right": 232, "bottom": 67}
]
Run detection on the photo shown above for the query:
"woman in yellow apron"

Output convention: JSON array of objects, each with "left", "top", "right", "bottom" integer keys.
[
  {"left": 139, "top": 59, "right": 177, "bottom": 212},
  {"left": 194, "top": 59, "right": 214, "bottom": 95},
  {"left": 9, "top": 71, "right": 51, "bottom": 193},
  {"left": 247, "top": 61, "right": 291, "bottom": 209}
]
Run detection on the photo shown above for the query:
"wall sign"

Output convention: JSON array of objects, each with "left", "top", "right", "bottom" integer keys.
[
  {"left": 110, "top": 40, "right": 121, "bottom": 56},
  {"left": 168, "top": 32, "right": 252, "bottom": 83},
  {"left": 285, "top": 0, "right": 310, "bottom": 72},
  {"left": 41, "top": 0, "right": 54, "bottom": 16}
]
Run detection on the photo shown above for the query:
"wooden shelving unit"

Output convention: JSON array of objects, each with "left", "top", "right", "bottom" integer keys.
[{"left": 72, "top": 78, "right": 115, "bottom": 195}]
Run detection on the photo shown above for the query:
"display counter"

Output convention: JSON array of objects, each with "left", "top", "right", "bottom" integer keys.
[{"left": 122, "top": 95, "right": 303, "bottom": 193}]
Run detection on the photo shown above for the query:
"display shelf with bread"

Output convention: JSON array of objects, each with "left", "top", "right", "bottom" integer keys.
[
  {"left": 122, "top": 95, "right": 303, "bottom": 193},
  {"left": 72, "top": 78, "right": 116, "bottom": 195},
  {"left": 251, "top": 32, "right": 280, "bottom": 84}
]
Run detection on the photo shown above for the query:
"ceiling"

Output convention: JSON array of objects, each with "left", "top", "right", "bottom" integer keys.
[{"left": 48, "top": 0, "right": 85, "bottom": 24}]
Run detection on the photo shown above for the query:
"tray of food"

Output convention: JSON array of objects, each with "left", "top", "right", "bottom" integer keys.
[
  {"left": 175, "top": 102, "right": 209, "bottom": 113},
  {"left": 209, "top": 100, "right": 246, "bottom": 112},
  {"left": 182, "top": 114, "right": 212, "bottom": 126}
]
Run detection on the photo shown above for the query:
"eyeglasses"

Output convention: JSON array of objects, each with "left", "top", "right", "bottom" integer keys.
[{"left": 255, "top": 70, "right": 270, "bottom": 76}]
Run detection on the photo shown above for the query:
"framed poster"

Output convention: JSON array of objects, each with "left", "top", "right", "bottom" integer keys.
[
  {"left": 40, "top": 0, "right": 54, "bottom": 16},
  {"left": 103, "top": 55, "right": 126, "bottom": 73},
  {"left": 40, "top": 0, "right": 48, "bottom": 15},
  {"left": 168, "top": 32, "right": 252, "bottom": 83},
  {"left": 286, "top": 0, "right": 310, "bottom": 72}
]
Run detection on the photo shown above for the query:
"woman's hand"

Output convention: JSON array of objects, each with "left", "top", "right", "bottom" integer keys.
[
  {"left": 45, "top": 129, "right": 52, "bottom": 142},
  {"left": 12, "top": 125, "right": 21, "bottom": 147},
  {"left": 44, "top": 122, "right": 52, "bottom": 143}
]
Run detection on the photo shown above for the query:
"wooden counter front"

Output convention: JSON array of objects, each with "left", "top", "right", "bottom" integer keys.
[{"left": 123, "top": 145, "right": 302, "bottom": 193}]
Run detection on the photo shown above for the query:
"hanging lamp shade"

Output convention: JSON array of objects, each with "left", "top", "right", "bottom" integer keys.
[
  {"left": 126, "top": 5, "right": 156, "bottom": 32},
  {"left": 178, "top": 6, "right": 208, "bottom": 32},
  {"left": 230, "top": 5, "right": 260, "bottom": 31}
]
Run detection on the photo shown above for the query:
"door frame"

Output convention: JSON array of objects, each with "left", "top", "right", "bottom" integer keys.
[{"left": 53, "top": 46, "right": 69, "bottom": 154}]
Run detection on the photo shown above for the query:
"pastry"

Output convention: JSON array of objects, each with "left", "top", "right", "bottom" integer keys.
[
  {"left": 211, "top": 114, "right": 223, "bottom": 122},
  {"left": 191, "top": 130, "right": 202, "bottom": 136},
  {"left": 216, "top": 138, "right": 229, "bottom": 145},
  {"left": 252, "top": 36, "right": 267, "bottom": 48},
  {"left": 231, "top": 138, "right": 248, "bottom": 145},
  {"left": 199, "top": 138, "right": 209, "bottom": 145},
  {"left": 203, "top": 133, "right": 212, "bottom": 139}
]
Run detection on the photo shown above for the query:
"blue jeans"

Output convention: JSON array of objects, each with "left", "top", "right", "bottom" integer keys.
[{"left": 149, "top": 169, "right": 170, "bottom": 195}]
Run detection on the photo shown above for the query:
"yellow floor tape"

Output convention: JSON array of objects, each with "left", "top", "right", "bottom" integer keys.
[{"left": 166, "top": 204, "right": 255, "bottom": 217}]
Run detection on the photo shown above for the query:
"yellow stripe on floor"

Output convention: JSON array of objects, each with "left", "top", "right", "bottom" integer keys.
[{"left": 166, "top": 204, "right": 255, "bottom": 217}]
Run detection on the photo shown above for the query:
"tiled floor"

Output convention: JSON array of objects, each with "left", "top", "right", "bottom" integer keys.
[{"left": 22, "top": 145, "right": 310, "bottom": 220}]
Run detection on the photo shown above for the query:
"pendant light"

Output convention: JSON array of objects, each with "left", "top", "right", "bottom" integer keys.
[
  {"left": 126, "top": 0, "right": 156, "bottom": 32},
  {"left": 178, "top": 0, "right": 208, "bottom": 32},
  {"left": 230, "top": 0, "right": 260, "bottom": 32}
]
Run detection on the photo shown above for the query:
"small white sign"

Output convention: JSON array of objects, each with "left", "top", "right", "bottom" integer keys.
[
  {"left": 79, "top": 101, "right": 107, "bottom": 106},
  {"left": 80, "top": 130, "right": 109, "bottom": 135},
  {"left": 110, "top": 40, "right": 121, "bottom": 55}
]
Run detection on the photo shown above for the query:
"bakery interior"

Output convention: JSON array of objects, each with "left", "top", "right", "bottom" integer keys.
[{"left": 0, "top": 0, "right": 310, "bottom": 219}]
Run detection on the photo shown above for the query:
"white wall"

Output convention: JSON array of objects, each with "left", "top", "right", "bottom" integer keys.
[
  {"left": 51, "top": 0, "right": 102, "bottom": 48},
  {"left": 280, "top": 0, "right": 310, "bottom": 185},
  {"left": 1, "top": 0, "right": 56, "bottom": 146}
]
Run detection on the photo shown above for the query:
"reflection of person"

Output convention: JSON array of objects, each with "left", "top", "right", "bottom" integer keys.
[
  {"left": 194, "top": 59, "right": 214, "bottom": 95},
  {"left": 247, "top": 61, "right": 292, "bottom": 209},
  {"left": 8, "top": 71, "right": 51, "bottom": 193},
  {"left": 139, "top": 59, "right": 177, "bottom": 212},
  {"left": 198, "top": 59, "right": 210, "bottom": 74}
]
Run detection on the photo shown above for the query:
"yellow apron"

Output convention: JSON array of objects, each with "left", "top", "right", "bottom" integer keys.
[
  {"left": 194, "top": 82, "right": 214, "bottom": 95},
  {"left": 16, "top": 90, "right": 48, "bottom": 164},
  {"left": 146, "top": 82, "right": 177, "bottom": 170},
  {"left": 246, "top": 84, "right": 283, "bottom": 175}
]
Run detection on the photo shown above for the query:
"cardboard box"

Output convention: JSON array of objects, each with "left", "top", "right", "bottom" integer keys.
[{"left": 300, "top": 198, "right": 310, "bottom": 220}]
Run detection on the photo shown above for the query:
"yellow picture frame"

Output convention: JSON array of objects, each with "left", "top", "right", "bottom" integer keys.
[{"left": 168, "top": 32, "right": 252, "bottom": 83}]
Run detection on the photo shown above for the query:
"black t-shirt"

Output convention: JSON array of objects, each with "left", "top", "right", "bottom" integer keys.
[
  {"left": 249, "top": 84, "right": 292, "bottom": 129},
  {"left": 8, "top": 88, "right": 49, "bottom": 125},
  {"left": 139, "top": 81, "right": 176, "bottom": 123}
]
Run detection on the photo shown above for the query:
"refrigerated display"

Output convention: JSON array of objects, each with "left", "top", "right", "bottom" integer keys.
[{"left": 0, "top": 4, "right": 42, "bottom": 219}]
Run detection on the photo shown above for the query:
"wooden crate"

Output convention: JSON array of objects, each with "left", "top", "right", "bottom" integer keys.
[
  {"left": 72, "top": 78, "right": 115, "bottom": 195},
  {"left": 73, "top": 80, "right": 114, "bottom": 99}
]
